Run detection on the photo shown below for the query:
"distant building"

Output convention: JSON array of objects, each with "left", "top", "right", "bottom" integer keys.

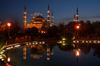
[
  {"left": 74, "top": 7, "right": 79, "bottom": 23},
  {"left": 23, "top": 5, "right": 54, "bottom": 32}
]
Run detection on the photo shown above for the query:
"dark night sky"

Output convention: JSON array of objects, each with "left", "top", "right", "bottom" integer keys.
[{"left": 0, "top": 0, "right": 100, "bottom": 28}]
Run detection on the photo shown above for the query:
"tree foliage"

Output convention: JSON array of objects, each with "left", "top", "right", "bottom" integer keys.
[{"left": 0, "top": 33, "right": 7, "bottom": 51}]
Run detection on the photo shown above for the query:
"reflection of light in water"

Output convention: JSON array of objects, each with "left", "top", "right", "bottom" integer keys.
[
  {"left": 76, "top": 51, "right": 80, "bottom": 56},
  {"left": 72, "top": 44, "right": 75, "bottom": 48},
  {"left": 6, "top": 63, "right": 11, "bottom": 66},
  {"left": 51, "top": 48, "right": 54, "bottom": 55},
  {"left": 47, "top": 47, "right": 50, "bottom": 61},
  {"left": 23, "top": 46, "right": 26, "bottom": 60},
  {"left": 31, "top": 54, "right": 42, "bottom": 59},
  {"left": 7, "top": 57, "right": 11, "bottom": 62},
  {"left": 62, "top": 43, "right": 66, "bottom": 46}
]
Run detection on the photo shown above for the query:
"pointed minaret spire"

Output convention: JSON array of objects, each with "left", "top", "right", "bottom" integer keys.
[
  {"left": 47, "top": 4, "right": 50, "bottom": 27},
  {"left": 32, "top": 11, "right": 34, "bottom": 19},
  {"left": 74, "top": 14, "right": 76, "bottom": 22},
  {"left": 51, "top": 11, "right": 53, "bottom": 26},
  {"left": 48, "top": 4, "right": 49, "bottom": 10},
  {"left": 24, "top": 5, "right": 26, "bottom": 11},
  {"left": 76, "top": 7, "right": 79, "bottom": 23},
  {"left": 24, "top": 5, "right": 27, "bottom": 29}
]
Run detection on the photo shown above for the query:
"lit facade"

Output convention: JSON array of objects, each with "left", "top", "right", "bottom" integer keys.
[{"left": 24, "top": 5, "right": 54, "bottom": 31}]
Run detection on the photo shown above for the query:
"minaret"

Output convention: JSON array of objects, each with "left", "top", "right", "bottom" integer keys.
[
  {"left": 74, "top": 14, "right": 76, "bottom": 22},
  {"left": 76, "top": 7, "right": 79, "bottom": 23},
  {"left": 51, "top": 11, "right": 53, "bottom": 26},
  {"left": 24, "top": 5, "right": 27, "bottom": 29},
  {"left": 47, "top": 5, "right": 50, "bottom": 27}
]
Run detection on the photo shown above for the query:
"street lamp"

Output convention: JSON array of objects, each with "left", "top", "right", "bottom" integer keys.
[
  {"left": 7, "top": 23, "right": 11, "bottom": 39},
  {"left": 76, "top": 25, "right": 80, "bottom": 39},
  {"left": 76, "top": 25, "right": 80, "bottom": 29}
]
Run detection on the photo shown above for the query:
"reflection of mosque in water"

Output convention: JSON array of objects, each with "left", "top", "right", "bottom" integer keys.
[{"left": 23, "top": 44, "right": 55, "bottom": 62}]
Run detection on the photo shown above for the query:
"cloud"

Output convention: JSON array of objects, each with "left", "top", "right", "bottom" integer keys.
[
  {"left": 31, "top": 12, "right": 42, "bottom": 16},
  {"left": 58, "top": 17, "right": 74, "bottom": 22},
  {"left": 58, "top": 15, "right": 100, "bottom": 22}
]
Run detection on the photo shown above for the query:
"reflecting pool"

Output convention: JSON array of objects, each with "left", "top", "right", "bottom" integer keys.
[{"left": 1, "top": 43, "right": 100, "bottom": 66}]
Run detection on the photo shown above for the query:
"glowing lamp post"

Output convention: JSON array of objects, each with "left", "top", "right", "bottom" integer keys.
[
  {"left": 7, "top": 23, "right": 11, "bottom": 27},
  {"left": 7, "top": 23, "right": 11, "bottom": 38},
  {"left": 76, "top": 25, "right": 80, "bottom": 39},
  {"left": 76, "top": 25, "right": 80, "bottom": 29}
]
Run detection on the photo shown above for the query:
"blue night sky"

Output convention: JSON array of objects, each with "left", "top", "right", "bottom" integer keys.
[{"left": 0, "top": 0, "right": 100, "bottom": 28}]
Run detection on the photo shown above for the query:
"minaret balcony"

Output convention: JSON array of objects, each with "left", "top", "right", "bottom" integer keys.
[
  {"left": 47, "top": 20, "right": 50, "bottom": 21},
  {"left": 23, "top": 16, "right": 27, "bottom": 18},
  {"left": 24, "top": 12, "right": 27, "bottom": 14},
  {"left": 23, "top": 21, "right": 27, "bottom": 22},
  {"left": 47, "top": 15, "right": 50, "bottom": 17},
  {"left": 47, "top": 11, "right": 50, "bottom": 13},
  {"left": 76, "top": 20, "right": 79, "bottom": 22},
  {"left": 76, "top": 15, "right": 79, "bottom": 17}
]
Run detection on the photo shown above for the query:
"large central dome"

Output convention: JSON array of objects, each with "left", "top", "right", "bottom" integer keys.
[{"left": 35, "top": 15, "right": 44, "bottom": 19}]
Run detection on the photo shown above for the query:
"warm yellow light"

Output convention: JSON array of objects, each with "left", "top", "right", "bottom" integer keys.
[
  {"left": 47, "top": 58, "right": 50, "bottom": 60},
  {"left": 76, "top": 51, "right": 80, "bottom": 56},
  {"left": 47, "top": 11, "right": 50, "bottom": 13},
  {"left": 7, "top": 23, "right": 11, "bottom": 27},
  {"left": 72, "top": 44, "right": 75, "bottom": 47},
  {"left": 62, "top": 38, "right": 66, "bottom": 40},
  {"left": 62, "top": 43, "right": 66, "bottom": 46},
  {"left": 7, "top": 57, "right": 11, "bottom": 62}
]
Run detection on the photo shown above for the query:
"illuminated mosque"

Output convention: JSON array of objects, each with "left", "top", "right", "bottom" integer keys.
[
  {"left": 23, "top": 5, "right": 54, "bottom": 31},
  {"left": 74, "top": 7, "right": 79, "bottom": 22}
]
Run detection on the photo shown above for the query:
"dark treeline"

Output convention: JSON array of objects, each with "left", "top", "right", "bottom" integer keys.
[{"left": 0, "top": 20, "right": 100, "bottom": 40}]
